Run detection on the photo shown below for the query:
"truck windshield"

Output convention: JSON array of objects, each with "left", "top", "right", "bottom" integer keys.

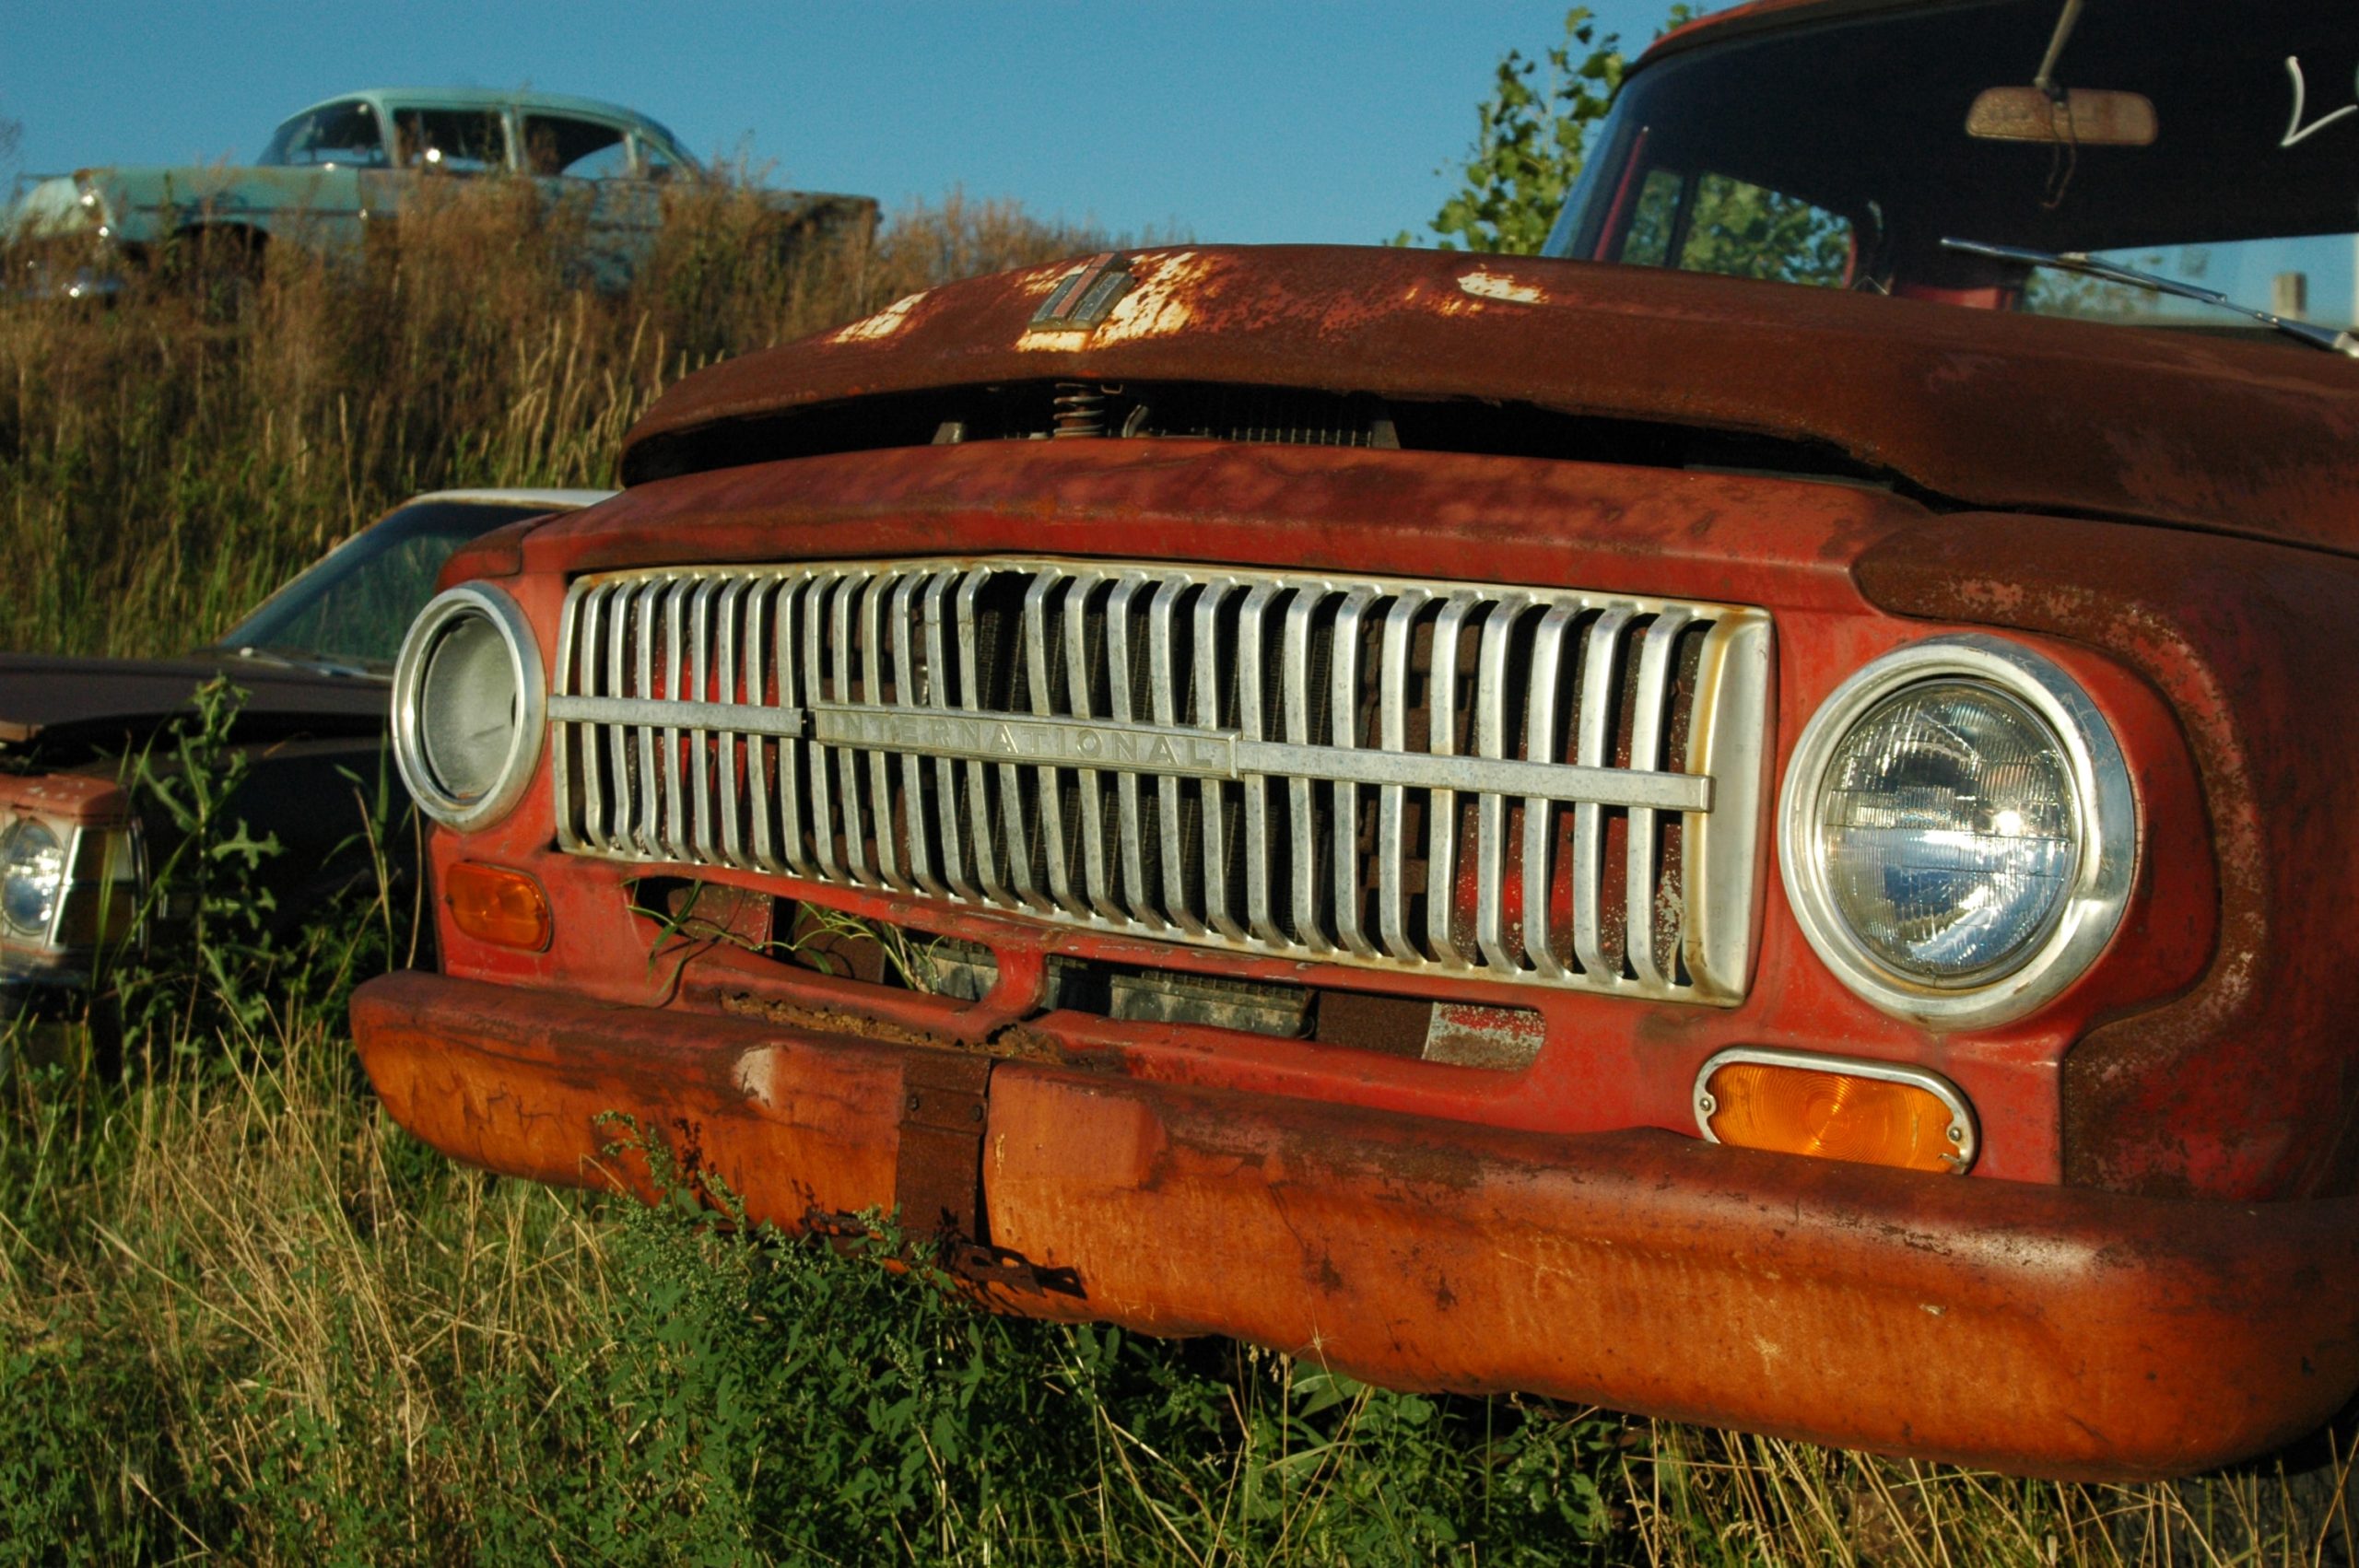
[
  {"left": 207, "top": 499, "right": 549, "bottom": 673},
  {"left": 1544, "top": 0, "right": 2359, "bottom": 339}
]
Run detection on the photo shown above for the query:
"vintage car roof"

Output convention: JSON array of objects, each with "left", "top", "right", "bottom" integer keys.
[
  {"left": 275, "top": 88, "right": 682, "bottom": 143},
  {"left": 618, "top": 243, "right": 2359, "bottom": 557}
]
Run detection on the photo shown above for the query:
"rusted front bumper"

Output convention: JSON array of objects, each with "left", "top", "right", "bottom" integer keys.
[{"left": 354, "top": 969, "right": 2359, "bottom": 1481}]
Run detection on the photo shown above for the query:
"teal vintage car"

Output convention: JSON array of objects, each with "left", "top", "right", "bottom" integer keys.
[{"left": 4, "top": 87, "right": 874, "bottom": 294}]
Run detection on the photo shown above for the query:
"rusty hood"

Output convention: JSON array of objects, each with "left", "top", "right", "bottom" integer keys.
[{"left": 620, "top": 244, "right": 2359, "bottom": 556}]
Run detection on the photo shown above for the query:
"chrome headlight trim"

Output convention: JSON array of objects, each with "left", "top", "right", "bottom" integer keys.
[
  {"left": 1, "top": 818, "right": 66, "bottom": 941},
  {"left": 391, "top": 583, "right": 546, "bottom": 831},
  {"left": 1778, "top": 634, "right": 2136, "bottom": 1030}
]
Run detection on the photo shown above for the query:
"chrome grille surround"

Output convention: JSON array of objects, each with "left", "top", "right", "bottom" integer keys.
[{"left": 549, "top": 558, "right": 1774, "bottom": 1004}]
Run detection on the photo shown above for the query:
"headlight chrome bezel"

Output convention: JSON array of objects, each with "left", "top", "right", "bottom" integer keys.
[
  {"left": 1779, "top": 634, "right": 2136, "bottom": 1030},
  {"left": 392, "top": 583, "right": 546, "bottom": 832},
  {"left": 1, "top": 818, "right": 67, "bottom": 940}
]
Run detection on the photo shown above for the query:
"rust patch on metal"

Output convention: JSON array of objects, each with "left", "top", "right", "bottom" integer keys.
[
  {"left": 357, "top": 969, "right": 2359, "bottom": 1478},
  {"left": 1457, "top": 270, "right": 1546, "bottom": 306},
  {"left": 893, "top": 1050, "right": 992, "bottom": 1242},
  {"left": 616, "top": 244, "right": 2359, "bottom": 556},
  {"left": 833, "top": 291, "right": 929, "bottom": 345},
  {"left": 720, "top": 990, "right": 956, "bottom": 1051}
]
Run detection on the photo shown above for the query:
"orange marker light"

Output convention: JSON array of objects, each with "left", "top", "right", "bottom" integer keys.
[
  {"left": 1699, "top": 1056, "right": 1974, "bottom": 1175},
  {"left": 445, "top": 861, "right": 552, "bottom": 952}
]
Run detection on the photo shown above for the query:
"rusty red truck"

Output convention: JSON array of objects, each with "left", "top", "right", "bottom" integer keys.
[{"left": 353, "top": 0, "right": 2359, "bottom": 1479}]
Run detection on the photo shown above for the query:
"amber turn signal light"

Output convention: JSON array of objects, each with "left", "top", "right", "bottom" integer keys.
[
  {"left": 444, "top": 861, "right": 552, "bottom": 952},
  {"left": 1695, "top": 1049, "right": 1976, "bottom": 1174}
]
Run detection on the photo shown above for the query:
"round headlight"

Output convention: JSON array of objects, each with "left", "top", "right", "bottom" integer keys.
[
  {"left": 391, "top": 584, "right": 546, "bottom": 830},
  {"left": 2, "top": 819, "right": 65, "bottom": 938},
  {"left": 1781, "top": 636, "right": 2134, "bottom": 1029}
]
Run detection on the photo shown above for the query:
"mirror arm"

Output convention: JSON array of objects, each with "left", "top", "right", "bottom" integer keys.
[{"left": 2033, "top": 0, "right": 2086, "bottom": 96}]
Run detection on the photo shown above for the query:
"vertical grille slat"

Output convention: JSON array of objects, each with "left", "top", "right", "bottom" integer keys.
[
  {"left": 1237, "top": 582, "right": 1283, "bottom": 949},
  {"left": 687, "top": 579, "right": 721, "bottom": 864},
  {"left": 955, "top": 568, "right": 1009, "bottom": 905},
  {"left": 1281, "top": 589, "right": 1330, "bottom": 954},
  {"left": 773, "top": 576, "right": 813, "bottom": 877},
  {"left": 553, "top": 557, "right": 1770, "bottom": 1006},
  {"left": 1064, "top": 572, "right": 1122, "bottom": 922},
  {"left": 1193, "top": 578, "right": 1246, "bottom": 942},
  {"left": 1472, "top": 598, "right": 1523, "bottom": 975},
  {"left": 860, "top": 577, "right": 905, "bottom": 891},
  {"left": 887, "top": 574, "right": 942, "bottom": 895},
  {"left": 1520, "top": 602, "right": 1580, "bottom": 981},
  {"left": 556, "top": 583, "right": 593, "bottom": 854},
  {"left": 1148, "top": 579, "right": 1207, "bottom": 937},
  {"left": 1425, "top": 592, "right": 1477, "bottom": 969},
  {"left": 603, "top": 583, "right": 633, "bottom": 853},
  {"left": 661, "top": 579, "right": 689, "bottom": 856},
  {"left": 1625, "top": 606, "right": 1694, "bottom": 990},
  {"left": 633, "top": 579, "right": 663, "bottom": 856},
  {"left": 921, "top": 571, "right": 973, "bottom": 900},
  {"left": 1103, "top": 574, "right": 1157, "bottom": 928},
  {"left": 714, "top": 579, "right": 745, "bottom": 867},
  {"left": 1571, "top": 605, "right": 1637, "bottom": 981},
  {"left": 1374, "top": 590, "right": 1427, "bottom": 964},
  {"left": 1330, "top": 587, "right": 1379, "bottom": 960},
  {"left": 807, "top": 574, "right": 845, "bottom": 881},
  {"left": 1025, "top": 572, "right": 1080, "bottom": 916}
]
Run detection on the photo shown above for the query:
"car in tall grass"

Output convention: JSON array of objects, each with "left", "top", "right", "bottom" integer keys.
[
  {"left": 0, "top": 488, "right": 608, "bottom": 1023},
  {"left": 358, "top": 0, "right": 2359, "bottom": 1482},
  {"left": 2, "top": 88, "right": 875, "bottom": 296}
]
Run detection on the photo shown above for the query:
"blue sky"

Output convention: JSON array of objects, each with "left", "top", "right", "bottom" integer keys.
[{"left": 1, "top": 1, "right": 1673, "bottom": 246}]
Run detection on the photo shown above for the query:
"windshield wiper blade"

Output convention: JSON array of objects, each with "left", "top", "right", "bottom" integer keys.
[{"left": 1941, "top": 237, "right": 2359, "bottom": 357}]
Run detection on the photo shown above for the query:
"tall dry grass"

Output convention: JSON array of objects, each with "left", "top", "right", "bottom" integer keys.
[
  {"left": 5, "top": 985, "right": 2349, "bottom": 1563},
  {"left": 0, "top": 180, "right": 1105, "bottom": 658}
]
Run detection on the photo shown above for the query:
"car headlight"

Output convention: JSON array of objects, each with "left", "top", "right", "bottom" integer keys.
[
  {"left": 1, "top": 819, "right": 66, "bottom": 939},
  {"left": 1780, "top": 635, "right": 2134, "bottom": 1028},
  {"left": 391, "top": 584, "right": 546, "bottom": 830}
]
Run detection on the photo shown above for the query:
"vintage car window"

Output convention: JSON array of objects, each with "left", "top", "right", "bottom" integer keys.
[
  {"left": 521, "top": 115, "right": 628, "bottom": 179},
  {"left": 393, "top": 109, "right": 508, "bottom": 174},
  {"left": 632, "top": 125, "right": 693, "bottom": 181},
  {"left": 210, "top": 500, "right": 552, "bottom": 671},
  {"left": 1546, "top": 0, "right": 2359, "bottom": 337},
  {"left": 260, "top": 99, "right": 388, "bottom": 168}
]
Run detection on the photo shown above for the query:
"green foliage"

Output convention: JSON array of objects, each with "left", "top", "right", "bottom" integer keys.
[
  {"left": 117, "top": 677, "right": 288, "bottom": 1036},
  {"left": 1407, "top": 5, "right": 1859, "bottom": 290},
  {"left": 1407, "top": 6, "right": 1695, "bottom": 254}
]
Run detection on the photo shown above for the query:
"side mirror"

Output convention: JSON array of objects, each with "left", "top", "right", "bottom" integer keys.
[{"left": 1966, "top": 87, "right": 2157, "bottom": 146}]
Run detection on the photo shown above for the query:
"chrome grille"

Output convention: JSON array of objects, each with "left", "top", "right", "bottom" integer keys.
[{"left": 549, "top": 559, "right": 1773, "bottom": 1003}]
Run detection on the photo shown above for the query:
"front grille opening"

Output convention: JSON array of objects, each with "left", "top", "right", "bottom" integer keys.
[
  {"left": 620, "top": 379, "right": 1899, "bottom": 492},
  {"left": 557, "top": 558, "right": 1767, "bottom": 1004},
  {"left": 691, "top": 892, "right": 1546, "bottom": 1071}
]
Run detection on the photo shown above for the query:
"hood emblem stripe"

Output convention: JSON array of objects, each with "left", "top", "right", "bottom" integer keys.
[{"left": 1031, "top": 252, "right": 1133, "bottom": 331}]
